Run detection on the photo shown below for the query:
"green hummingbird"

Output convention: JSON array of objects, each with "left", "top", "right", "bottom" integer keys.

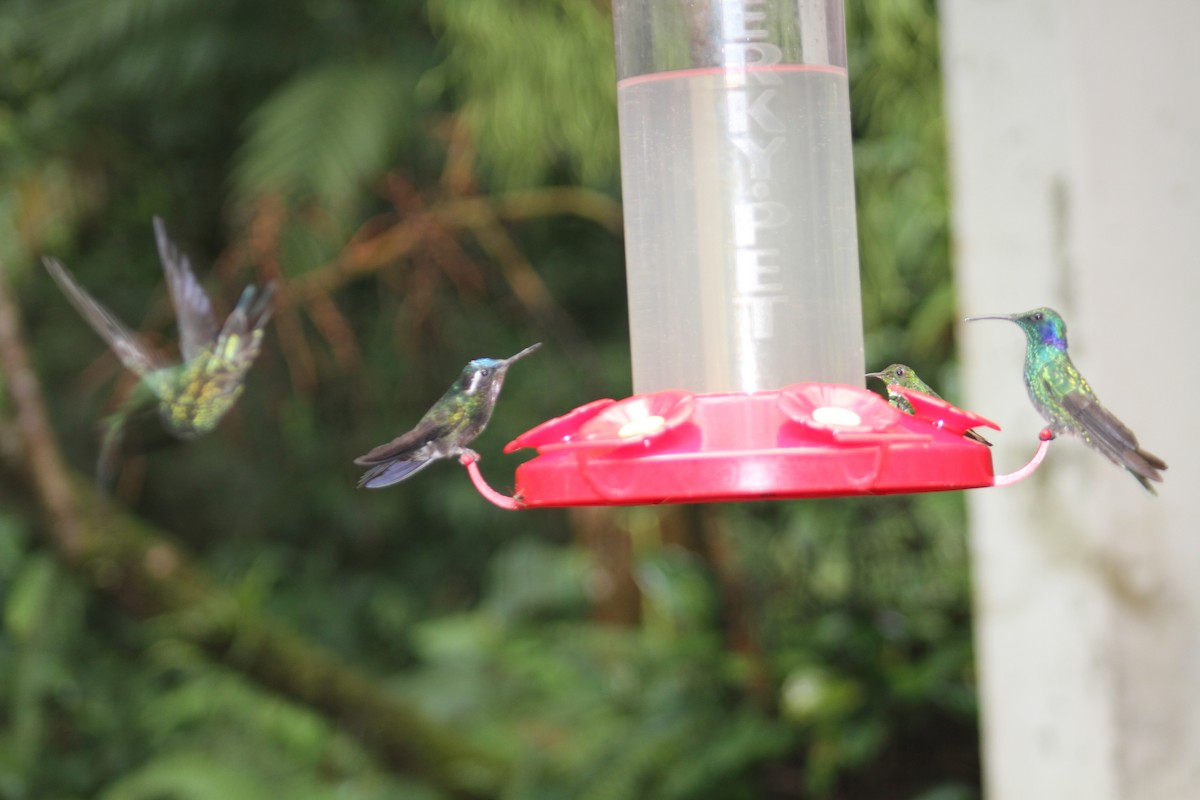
[
  {"left": 965, "top": 307, "right": 1166, "bottom": 493},
  {"left": 866, "top": 363, "right": 992, "bottom": 445},
  {"left": 44, "top": 217, "right": 276, "bottom": 485},
  {"left": 355, "top": 343, "right": 542, "bottom": 488}
]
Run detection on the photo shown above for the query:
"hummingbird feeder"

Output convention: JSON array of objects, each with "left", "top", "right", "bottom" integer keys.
[{"left": 465, "top": 0, "right": 1050, "bottom": 509}]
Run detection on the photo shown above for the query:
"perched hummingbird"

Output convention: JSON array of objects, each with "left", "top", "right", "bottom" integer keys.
[
  {"left": 44, "top": 217, "right": 276, "bottom": 485},
  {"left": 965, "top": 307, "right": 1166, "bottom": 493},
  {"left": 355, "top": 343, "right": 542, "bottom": 489},
  {"left": 866, "top": 363, "right": 992, "bottom": 445}
]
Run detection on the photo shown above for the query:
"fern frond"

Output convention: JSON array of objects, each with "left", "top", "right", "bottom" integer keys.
[
  {"left": 430, "top": 0, "right": 619, "bottom": 188},
  {"left": 232, "top": 59, "right": 420, "bottom": 208},
  {"left": 32, "top": 0, "right": 204, "bottom": 74},
  {"left": 100, "top": 752, "right": 275, "bottom": 800}
]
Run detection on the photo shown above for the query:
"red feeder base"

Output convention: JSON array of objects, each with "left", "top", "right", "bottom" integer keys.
[{"left": 478, "top": 382, "right": 1014, "bottom": 508}]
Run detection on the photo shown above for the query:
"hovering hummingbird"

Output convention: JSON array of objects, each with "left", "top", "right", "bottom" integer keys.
[
  {"left": 44, "top": 217, "right": 276, "bottom": 485},
  {"left": 866, "top": 363, "right": 992, "bottom": 445},
  {"left": 355, "top": 343, "right": 542, "bottom": 489},
  {"left": 965, "top": 307, "right": 1166, "bottom": 493}
]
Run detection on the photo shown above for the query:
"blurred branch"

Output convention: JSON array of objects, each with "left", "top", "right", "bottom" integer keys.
[
  {"left": 274, "top": 185, "right": 617, "bottom": 389},
  {"left": 464, "top": 208, "right": 602, "bottom": 377},
  {"left": 285, "top": 186, "right": 623, "bottom": 307},
  {"left": 384, "top": 174, "right": 486, "bottom": 298},
  {"left": 699, "top": 507, "right": 772, "bottom": 704},
  {"left": 570, "top": 507, "right": 641, "bottom": 626},
  {"left": 0, "top": 265, "right": 503, "bottom": 799},
  {"left": 248, "top": 196, "right": 319, "bottom": 394},
  {"left": 305, "top": 290, "right": 361, "bottom": 371},
  {"left": 490, "top": 187, "right": 624, "bottom": 233},
  {"left": 0, "top": 261, "right": 86, "bottom": 561}
]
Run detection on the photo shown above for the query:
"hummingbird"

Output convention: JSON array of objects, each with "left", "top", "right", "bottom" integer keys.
[
  {"left": 44, "top": 217, "right": 276, "bottom": 485},
  {"left": 355, "top": 343, "right": 542, "bottom": 488},
  {"left": 866, "top": 363, "right": 992, "bottom": 445},
  {"left": 965, "top": 307, "right": 1166, "bottom": 493}
]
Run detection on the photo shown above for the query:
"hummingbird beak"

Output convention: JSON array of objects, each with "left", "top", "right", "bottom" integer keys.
[
  {"left": 963, "top": 314, "right": 1015, "bottom": 323},
  {"left": 864, "top": 371, "right": 885, "bottom": 380},
  {"left": 502, "top": 342, "right": 543, "bottom": 365}
]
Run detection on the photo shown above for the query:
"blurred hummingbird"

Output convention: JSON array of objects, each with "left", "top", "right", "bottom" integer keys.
[
  {"left": 44, "top": 217, "right": 276, "bottom": 485},
  {"left": 965, "top": 307, "right": 1166, "bottom": 493},
  {"left": 355, "top": 343, "right": 542, "bottom": 489},
  {"left": 866, "top": 363, "right": 992, "bottom": 445}
]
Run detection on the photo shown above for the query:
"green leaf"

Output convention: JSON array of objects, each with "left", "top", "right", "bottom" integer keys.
[
  {"left": 430, "top": 0, "right": 619, "bottom": 188},
  {"left": 483, "top": 538, "right": 590, "bottom": 622},
  {"left": 32, "top": 0, "right": 199, "bottom": 75},
  {"left": 4, "top": 554, "right": 56, "bottom": 641},
  {"left": 100, "top": 751, "right": 318, "bottom": 800},
  {"left": 0, "top": 512, "right": 29, "bottom": 582}
]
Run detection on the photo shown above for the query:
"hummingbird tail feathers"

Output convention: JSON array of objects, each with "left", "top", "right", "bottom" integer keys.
[
  {"left": 1059, "top": 390, "right": 1167, "bottom": 492},
  {"left": 357, "top": 458, "right": 433, "bottom": 489},
  {"left": 964, "top": 428, "right": 993, "bottom": 447},
  {"left": 1124, "top": 446, "right": 1167, "bottom": 495}
]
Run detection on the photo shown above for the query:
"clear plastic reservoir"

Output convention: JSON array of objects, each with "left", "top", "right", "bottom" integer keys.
[{"left": 613, "top": 0, "right": 865, "bottom": 394}]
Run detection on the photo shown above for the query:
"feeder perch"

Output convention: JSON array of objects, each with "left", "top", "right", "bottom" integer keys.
[{"left": 462, "top": 386, "right": 1051, "bottom": 509}]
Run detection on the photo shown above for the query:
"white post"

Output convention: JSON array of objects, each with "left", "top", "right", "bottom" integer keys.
[{"left": 940, "top": 0, "right": 1200, "bottom": 797}]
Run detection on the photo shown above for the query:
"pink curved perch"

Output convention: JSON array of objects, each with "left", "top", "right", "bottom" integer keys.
[
  {"left": 992, "top": 429, "right": 1054, "bottom": 487},
  {"left": 461, "top": 454, "right": 524, "bottom": 510}
]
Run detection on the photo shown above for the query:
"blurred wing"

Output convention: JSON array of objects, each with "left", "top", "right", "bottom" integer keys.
[
  {"left": 154, "top": 217, "right": 218, "bottom": 360},
  {"left": 43, "top": 257, "right": 167, "bottom": 378},
  {"left": 354, "top": 420, "right": 450, "bottom": 465},
  {"left": 1056, "top": 384, "right": 1166, "bottom": 481}
]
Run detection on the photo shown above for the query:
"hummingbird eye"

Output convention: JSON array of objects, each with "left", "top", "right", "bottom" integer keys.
[
  {"left": 479, "top": 368, "right": 492, "bottom": 378},
  {"left": 1032, "top": 312, "right": 1044, "bottom": 321},
  {"left": 895, "top": 367, "right": 906, "bottom": 378}
]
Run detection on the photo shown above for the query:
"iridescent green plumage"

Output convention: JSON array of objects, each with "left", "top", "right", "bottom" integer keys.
[
  {"left": 45, "top": 217, "right": 275, "bottom": 485},
  {"left": 866, "top": 363, "right": 991, "bottom": 445},
  {"left": 355, "top": 343, "right": 541, "bottom": 489},
  {"left": 966, "top": 307, "right": 1166, "bottom": 493}
]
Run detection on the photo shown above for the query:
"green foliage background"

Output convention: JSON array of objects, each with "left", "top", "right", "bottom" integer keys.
[{"left": 0, "top": 0, "right": 977, "bottom": 797}]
